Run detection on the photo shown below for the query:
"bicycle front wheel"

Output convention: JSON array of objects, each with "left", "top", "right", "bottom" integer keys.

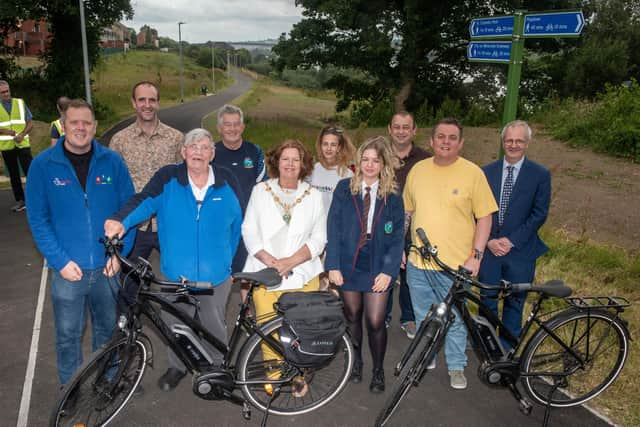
[
  {"left": 375, "top": 320, "right": 440, "bottom": 427},
  {"left": 520, "top": 308, "right": 629, "bottom": 407},
  {"left": 50, "top": 335, "right": 148, "bottom": 427},
  {"left": 237, "top": 316, "right": 354, "bottom": 416}
]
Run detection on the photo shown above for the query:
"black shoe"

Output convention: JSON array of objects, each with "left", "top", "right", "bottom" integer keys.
[
  {"left": 369, "top": 369, "right": 385, "bottom": 393},
  {"left": 157, "top": 368, "right": 186, "bottom": 391},
  {"left": 350, "top": 361, "right": 363, "bottom": 384},
  {"left": 59, "top": 388, "right": 78, "bottom": 417}
]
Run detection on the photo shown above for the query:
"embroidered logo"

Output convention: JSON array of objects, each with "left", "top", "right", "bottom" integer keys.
[
  {"left": 95, "top": 175, "right": 113, "bottom": 185},
  {"left": 52, "top": 177, "right": 72, "bottom": 186},
  {"left": 384, "top": 221, "right": 393, "bottom": 234},
  {"left": 243, "top": 157, "right": 254, "bottom": 168},
  {"left": 211, "top": 197, "right": 222, "bottom": 201}
]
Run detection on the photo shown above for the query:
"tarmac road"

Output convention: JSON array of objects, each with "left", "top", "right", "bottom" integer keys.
[
  {"left": 100, "top": 70, "right": 254, "bottom": 144},
  {"left": 0, "top": 73, "right": 616, "bottom": 427}
]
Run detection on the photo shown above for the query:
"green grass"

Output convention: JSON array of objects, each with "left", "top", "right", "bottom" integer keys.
[{"left": 92, "top": 50, "right": 233, "bottom": 133}]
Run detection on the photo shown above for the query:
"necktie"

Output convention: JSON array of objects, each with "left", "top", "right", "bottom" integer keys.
[
  {"left": 358, "top": 186, "right": 371, "bottom": 248},
  {"left": 499, "top": 166, "right": 514, "bottom": 226}
]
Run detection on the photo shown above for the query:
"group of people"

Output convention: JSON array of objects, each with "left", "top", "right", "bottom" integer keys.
[{"left": 17, "top": 78, "right": 550, "bottom": 400}]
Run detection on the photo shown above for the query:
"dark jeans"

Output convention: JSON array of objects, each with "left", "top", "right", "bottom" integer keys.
[
  {"left": 385, "top": 267, "right": 415, "bottom": 324},
  {"left": 119, "top": 228, "right": 160, "bottom": 307},
  {"left": 2, "top": 147, "right": 32, "bottom": 202}
]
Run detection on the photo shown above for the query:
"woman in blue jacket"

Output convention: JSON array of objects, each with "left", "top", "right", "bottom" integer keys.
[{"left": 325, "top": 136, "right": 404, "bottom": 393}]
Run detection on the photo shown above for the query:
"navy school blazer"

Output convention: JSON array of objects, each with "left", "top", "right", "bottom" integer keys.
[{"left": 325, "top": 178, "right": 405, "bottom": 281}]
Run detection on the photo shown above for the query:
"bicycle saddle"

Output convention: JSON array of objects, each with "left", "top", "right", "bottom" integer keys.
[{"left": 234, "top": 268, "right": 282, "bottom": 288}]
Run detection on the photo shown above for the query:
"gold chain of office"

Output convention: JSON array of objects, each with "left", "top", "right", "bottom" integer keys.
[{"left": 265, "top": 182, "right": 311, "bottom": 225}]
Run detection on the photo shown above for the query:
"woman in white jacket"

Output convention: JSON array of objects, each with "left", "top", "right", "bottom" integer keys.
[{"left": 242, "top": 139, "right": 326, "bottom": 395}]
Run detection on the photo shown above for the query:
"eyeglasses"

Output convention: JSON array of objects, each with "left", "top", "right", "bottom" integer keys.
[
  {"left": 324, "top": 126, "right": 343, "bottom": 134},
  {"left": 185, "top": 144, "right": 214, "bottom": 152},
  {"left": 503, "top": 139, "right": 527, "bottom": 146}
]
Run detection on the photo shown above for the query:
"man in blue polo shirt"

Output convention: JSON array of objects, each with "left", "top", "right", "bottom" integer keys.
[{"left": 214, "top": 104, "right": 266, "bottom": 275}]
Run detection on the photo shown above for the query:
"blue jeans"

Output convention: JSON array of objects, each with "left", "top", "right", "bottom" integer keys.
[
  {"left": 50, "top": 268, "right": 119, "bottom": 384},
  {"left": 406, "top": 262, "right": 467, "bottom": 371},
  {"left": 385, "top": 267, "right": 415, "bottom": 324}
]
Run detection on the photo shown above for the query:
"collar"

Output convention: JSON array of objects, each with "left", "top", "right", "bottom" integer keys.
[
  {"left": 361, "top": 180, "right": 379, "bottom": 193},
  {"left": 188, "top": 165, "right": 215, "bottom": 191},
  {"left": 132, "top": 120, "right": 167, "bottom": 138},
  {"left": 503, "top": 156, "right": 525, "bottom": 172}
]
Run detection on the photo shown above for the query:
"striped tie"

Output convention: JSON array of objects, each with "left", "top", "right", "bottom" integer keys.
[
  {"left": 358, "top": 186, "right": 371, "bottom": 248},
  {"left": 499, "top": 166, "right": 514, "bottom": 226}
]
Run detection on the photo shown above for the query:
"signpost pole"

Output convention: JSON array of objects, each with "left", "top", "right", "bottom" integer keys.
[{"left": 499, "top": 11, "right": 526, "bottom": 157}]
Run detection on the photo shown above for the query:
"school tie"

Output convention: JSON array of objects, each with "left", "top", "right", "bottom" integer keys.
[
  {"left": 499, "top": 166, "right": 514, "bottom": 226},
  {"left": 358, "top": 186, "right": 371, "bottom": 248}
]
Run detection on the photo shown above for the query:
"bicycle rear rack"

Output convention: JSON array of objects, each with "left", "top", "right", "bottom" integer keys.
[{"left": 565, "top": 296, "right": 630, "bottom": 311}]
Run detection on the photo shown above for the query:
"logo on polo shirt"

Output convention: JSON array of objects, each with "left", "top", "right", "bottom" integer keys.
[
  {"left": 52, "top": 177, "right": 73, "bottom": 186},
  {"left": 95, "top": 175, "right": 113, "bottom": 185},
  {"left": 243, "top": 157, "right": 254, "bottom": 168}
]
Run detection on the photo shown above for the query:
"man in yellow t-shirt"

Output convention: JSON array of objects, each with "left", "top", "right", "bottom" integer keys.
[{"left": 403, "top": 117, "right": 497, "bottom": 390}]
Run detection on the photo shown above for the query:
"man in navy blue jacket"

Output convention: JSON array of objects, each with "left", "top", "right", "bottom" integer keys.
[
  {"left": 26, "top": 99, "right": 135, "bottom": 385},
  {"left": 479, "top": 120, "right": 551, "bottom": 348}
]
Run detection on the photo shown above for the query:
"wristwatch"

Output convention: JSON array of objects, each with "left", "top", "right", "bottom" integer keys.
[{"left": 472, "top": 248, "right": 483, "bottom": 260}]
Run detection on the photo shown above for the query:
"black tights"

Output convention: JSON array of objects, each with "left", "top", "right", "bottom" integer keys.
[{"left": 340, "top": 290, "right": 390, "bottom": 371}]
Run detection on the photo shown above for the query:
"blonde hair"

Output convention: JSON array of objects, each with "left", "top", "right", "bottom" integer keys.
[
  {"left": 315, "top": 125, "right": 356, "bottom": 176},
  {"left": 350, "top": 136, "right": 398, "bottom": 198}
]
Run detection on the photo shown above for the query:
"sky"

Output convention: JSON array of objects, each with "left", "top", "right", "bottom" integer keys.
[{"left": 123, "top": 0, "right": 303, "bottom": 43}]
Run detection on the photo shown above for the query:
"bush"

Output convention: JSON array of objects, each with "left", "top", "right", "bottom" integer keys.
[
  {"left": 540, "top": 80, "right": 640, "bottom": 161},
  {"left": 247, "top": 62, "right": 272, "bottom": 76}
]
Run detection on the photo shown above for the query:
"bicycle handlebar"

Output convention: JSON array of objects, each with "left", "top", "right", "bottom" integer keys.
[{"left": 101, "top": 237, "right": 214, "bottom": 290}]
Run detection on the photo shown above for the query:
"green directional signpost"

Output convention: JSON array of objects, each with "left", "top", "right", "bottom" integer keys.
[{"left": 468, "top": 10, "right": 584, "bottom": 156}]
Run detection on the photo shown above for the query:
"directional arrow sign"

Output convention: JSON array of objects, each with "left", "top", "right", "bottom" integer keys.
[
  {"left": 469, "top": 15, "right": 514, "bottom": 39},
  {"left": 524, "top": 11, "right": 584, "bottom": 37},
  {"left": 467, "top": 41, "right": 512, "bottom": 63}
]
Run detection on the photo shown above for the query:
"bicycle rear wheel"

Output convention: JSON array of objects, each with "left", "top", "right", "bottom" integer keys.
[
  {"left": 50, "top": 335, "right": 148, "bottom": 427},
  {"left": 237, "top": 317, "right": 354, "bottom": 416},
  {"left": 520, "top": 308, "right": 629, "bottom": 407},
  {"left": 375, "top": 320, "right": 441, "bottom": 427}
]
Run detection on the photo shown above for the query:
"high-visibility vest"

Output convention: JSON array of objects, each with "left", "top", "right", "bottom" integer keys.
[
  {"left": 0, "top": 98, "right": 31, "bottom": 151},
  {"left": 50, "top": 118, "right": 64, "bottom": 137}
]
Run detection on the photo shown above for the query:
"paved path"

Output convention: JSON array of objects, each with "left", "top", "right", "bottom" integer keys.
[{"left": 100, "top": 70, "right": 254, "bottom": 144}]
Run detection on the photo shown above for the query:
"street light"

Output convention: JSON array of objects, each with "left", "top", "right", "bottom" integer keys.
[
  {"left": 79, "top": 0, "right": 92, "bottom": 104},
  {"left": 178, "top": 21, "right": 186, "bottom": 102}
]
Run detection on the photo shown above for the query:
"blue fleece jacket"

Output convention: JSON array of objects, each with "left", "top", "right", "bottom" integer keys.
[
  {"left": 26, "top": 139, "right": 135, "bottom": 271},
  {"left": 112, "top": 163, "right": 243, "bottom": 285}
]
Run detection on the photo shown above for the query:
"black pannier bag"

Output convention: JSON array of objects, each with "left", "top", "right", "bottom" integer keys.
[{"left": 276, "top": 291, "right": 346, "bottom": 368}]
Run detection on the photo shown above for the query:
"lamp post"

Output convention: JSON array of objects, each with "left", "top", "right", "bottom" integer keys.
[
  {"left": 178, "top": 21, "right": 186, "bottom": 102},
  {"left": 211, "top": 42, "right": 215, "bottom": 93},
  {"left": 79, "top": 0, "right": 92, "bottom": 104}
]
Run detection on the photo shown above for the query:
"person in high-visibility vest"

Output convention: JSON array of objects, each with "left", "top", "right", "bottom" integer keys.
[
  {"left": 50, "top": 96, "right": 71, "bottom": 146},
  {"left": 0, "top": 80, "right": 33, "bottom": 212}
]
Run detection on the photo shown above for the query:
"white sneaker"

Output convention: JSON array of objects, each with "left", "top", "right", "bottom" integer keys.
[
  {"left": 448, "top": 370, "right": 467, "bottom": 390},
  {"left": 426, "top": 357, "right": 436, "bottom": 371}
]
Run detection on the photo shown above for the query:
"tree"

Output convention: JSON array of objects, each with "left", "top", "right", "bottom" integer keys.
[
  {"left": 272, "top": 1, "right": 580, "bottom": 114},
  {"left": 0, "top": 0, "right": 132, "bottom": 108}
]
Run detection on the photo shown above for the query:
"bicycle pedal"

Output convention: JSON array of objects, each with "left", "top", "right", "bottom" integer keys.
[
  {"left": 242, "top": 401, "right": 251, "bottom": 420},
  {"left": 519, "top": 398, "right": 533, "bottom": 416}
]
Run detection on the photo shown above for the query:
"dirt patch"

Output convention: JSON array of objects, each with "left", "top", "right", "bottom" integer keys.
[{"left": 412, "top": 125, "right": 640, "bottom": 253}]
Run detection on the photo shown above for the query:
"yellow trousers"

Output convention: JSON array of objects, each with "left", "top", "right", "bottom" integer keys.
[{"left": 253, "top": 276, "right": 320, "bottom": 367}]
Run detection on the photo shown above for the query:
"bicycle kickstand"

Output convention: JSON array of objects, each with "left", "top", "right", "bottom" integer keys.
[
  {"left": 260, "top": 385, "right": 282, "bottom": 427},
  {"left": 543, "top": 379, "right": 563, "bottom": 427}
]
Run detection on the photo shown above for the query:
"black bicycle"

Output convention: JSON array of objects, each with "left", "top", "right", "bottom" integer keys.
[
  {"left": 50, "top": 238, "right": 354, "bottom": 427},
  {"left": 375, "top": 228, "right": 630, "bottom": 427}
]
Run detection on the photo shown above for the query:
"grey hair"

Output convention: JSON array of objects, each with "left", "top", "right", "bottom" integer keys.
[
  {"left": 183, "top": 128, "right": 214, "bottom": 148},
  {"left": 217, "top": 104, "right": 244, "bottom": 125},
  {"left": 501, "top": 120, "right": 532, "bottom": 142},
  {"left": 0, "top": 80, "right": 9, "bottom": 87}
]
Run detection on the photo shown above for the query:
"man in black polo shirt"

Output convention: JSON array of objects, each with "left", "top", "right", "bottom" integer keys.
[{"left": 385, "top": 111, "right": 431, "bottom": 339}]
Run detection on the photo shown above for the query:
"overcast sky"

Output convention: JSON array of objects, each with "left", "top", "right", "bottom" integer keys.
[{"left": 123, "top": 0, "right": 303, "bottom": 43}]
